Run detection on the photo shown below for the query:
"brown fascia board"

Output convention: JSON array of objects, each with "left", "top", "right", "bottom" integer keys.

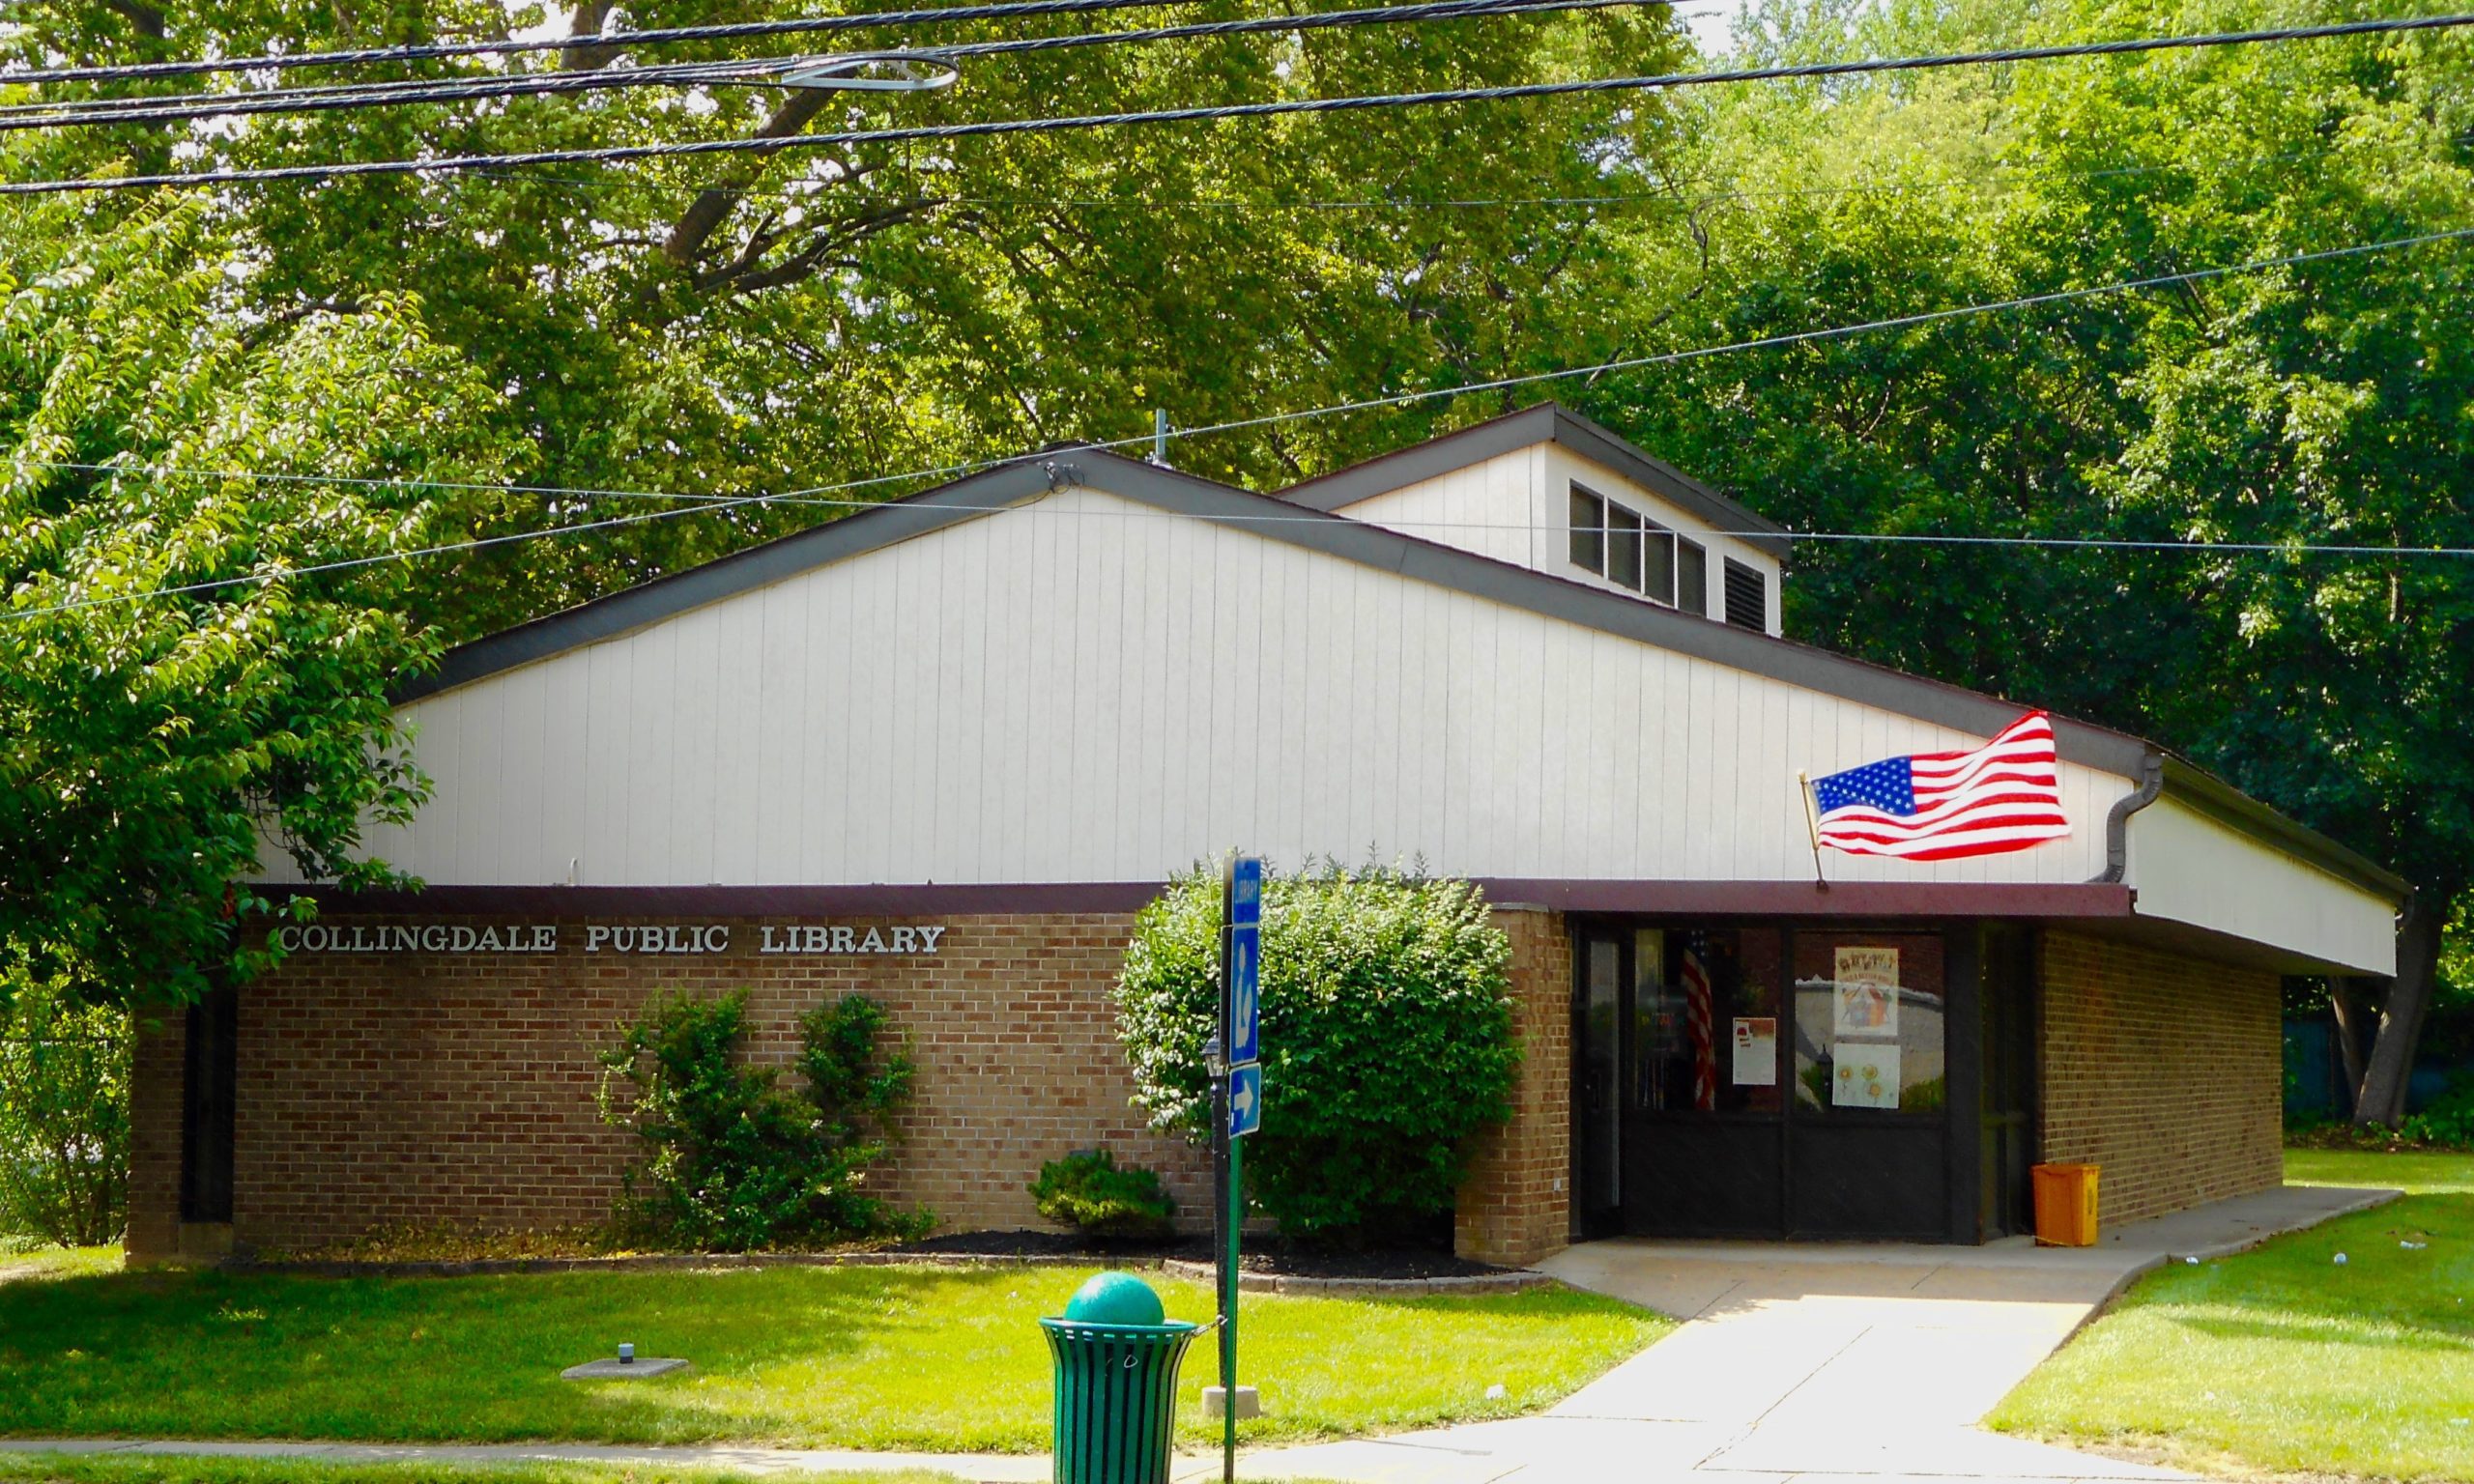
[
  {"left": 1278, "top": 401, "right": 1796, "bottom": 560},
  {"left": 392, "top": 443, "right": 2403, "bottom": 902}
]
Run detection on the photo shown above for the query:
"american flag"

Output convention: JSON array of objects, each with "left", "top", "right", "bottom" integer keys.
[
  {"left": 1809, "top": 711, "right": 2070, "bottom": 862},
  {"left": 1680, "top": 936, "right": 1717, "bottom": 1111}
]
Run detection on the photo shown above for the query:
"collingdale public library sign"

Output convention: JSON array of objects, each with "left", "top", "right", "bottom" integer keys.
[{"left": 271, "top": 922, "right": 948, "bottom": 956}]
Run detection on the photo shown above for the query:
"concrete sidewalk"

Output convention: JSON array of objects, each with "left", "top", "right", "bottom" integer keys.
[
  {"left": 1245, "top": 1183, "right": 2395, "bottom": 1484},
  {"left": 0, "top": 1184, "right": 2396, "bottom": 1484}
]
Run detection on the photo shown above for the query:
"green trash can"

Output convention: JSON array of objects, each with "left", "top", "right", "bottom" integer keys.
[{"left": 1040, "top": 1271, "right": 1203, "bottom": 1484}]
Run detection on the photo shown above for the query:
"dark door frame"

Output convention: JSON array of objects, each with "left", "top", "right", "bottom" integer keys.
[{"left": 1567, "top": 914, "right": 1996, "bottom": 1244}]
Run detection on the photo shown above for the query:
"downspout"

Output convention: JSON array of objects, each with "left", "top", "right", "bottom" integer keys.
[{"left": 2092, "top": 750, "right": 2166, "bottom": 885}]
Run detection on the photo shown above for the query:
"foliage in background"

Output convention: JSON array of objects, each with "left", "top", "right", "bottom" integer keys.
[
  {"left": 1116, "top": 862, "right": 1516, "bottom": 1242},
  {"left": 0, "top": 190, "right": 521, "bottom": 1011},
  {"left": 1584, "top": 0, "right": 2474, "bottom": 1122},
  {"left": 595, "top": 990, "right": 926, "bottom": 1250},
  {"left": 0, "top": 978, "right": 129, "bottom": 1247},
  {"left": 1, "top": 2, "right": 1704, "bottom": 639},
  {"left": 1028, "top": 1149, "right": 1176, "bottom": 1241}
]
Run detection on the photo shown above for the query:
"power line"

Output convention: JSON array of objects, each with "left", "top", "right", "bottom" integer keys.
[
  {"left": 2, "top": 0, "right": 1640, "bottom": 133},
  {"left": 10, "top": 11, "right": 2470, "bottom": 197},
  {"left": 0, "top": 0, "right": 1185, "bottom": 86},
  {"left": 12, "top": 219, "right": 2472, "bottom": 621},
  {"left": 456, "top": 126, "right": 2473, "bottom": 214},
  {"left": 30, "top": 460, "right": 2468, "bottom": 555}
]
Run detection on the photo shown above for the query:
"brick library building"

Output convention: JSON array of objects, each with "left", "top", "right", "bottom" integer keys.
[{"left": 129, "top": 406, "right": 2407, "bottom": 1269}]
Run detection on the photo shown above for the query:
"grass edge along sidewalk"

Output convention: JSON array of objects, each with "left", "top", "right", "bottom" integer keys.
[
  {"left": 0, "top": 1451, "right": 963, "bottom": 1484},
  {"left": 1988, "top": 1148, "right": 2474, "bottom": 1482},
  {"left": 0, "top": 1260, "right": 1665, "bottom": 1453}
]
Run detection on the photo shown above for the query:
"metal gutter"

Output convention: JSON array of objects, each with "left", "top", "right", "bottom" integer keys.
[{"left": 2095, "top": 751, "right": 2165, "bottom": 884}]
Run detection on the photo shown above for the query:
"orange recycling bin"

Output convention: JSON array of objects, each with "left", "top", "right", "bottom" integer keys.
[{"left": 2031, "top": 1162, "right": 2101, "bottom": 1246}]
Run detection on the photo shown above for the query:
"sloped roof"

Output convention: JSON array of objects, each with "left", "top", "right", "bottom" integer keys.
[
  {"left": 397, "top": 444, "right": 2405, "bottom": 904},
  {"left": 1280, "top": 401, "right": 1796, "bottom": 559}
]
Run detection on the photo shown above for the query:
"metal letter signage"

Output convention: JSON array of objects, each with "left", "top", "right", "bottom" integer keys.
[{"left": 274, "top": 921, "right": 946, "bottom": 956}]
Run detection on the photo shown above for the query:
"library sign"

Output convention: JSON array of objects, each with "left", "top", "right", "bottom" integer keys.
[{"left": 271, "top": 922, "right": 947, "bottom": 956}]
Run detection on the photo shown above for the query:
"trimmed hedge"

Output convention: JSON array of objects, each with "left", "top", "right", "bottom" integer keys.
[{"left": 1115, "top": 862, "right": 1517, "bottom": 1241}]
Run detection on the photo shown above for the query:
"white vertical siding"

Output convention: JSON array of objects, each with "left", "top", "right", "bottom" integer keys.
[
  {"left": 2126, "top": 801, "right": 2398, "bottom": 974},
  {"left": 1323, "top": 444, "right": 1787, "bottom": 637},
  {"left": 340, "top": 485, "right": 2128, "bottom": 892}
]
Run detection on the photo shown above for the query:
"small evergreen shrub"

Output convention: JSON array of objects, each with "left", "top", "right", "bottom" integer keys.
[
  {"left": 1116, "top": 861, "right": 1518, "bottom": 1243},
  {"left": 596, "top": 989, "right": 928, "bottom": 1249},
  {"left": 1029, "top": 1149, "right": 1176, "bottom": 1240}
]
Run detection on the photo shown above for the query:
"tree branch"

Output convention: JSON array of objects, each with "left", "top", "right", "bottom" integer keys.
[
  {"left": 102, "top": 1, "right": 167, "bottom": 40},
  {"left": 664, "top": 91, "right": 844, "bottom": 270}
]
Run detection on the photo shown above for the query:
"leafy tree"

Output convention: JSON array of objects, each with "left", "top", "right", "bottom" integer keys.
[
  {"left": 0, "top": 191, "right": 520, "bottom": 1008},
  {"left": 1115, "top": 862, "right": 1516, "bottom": 1242},
  {"left": 1585, "top": 0, "right": 2474, "bottom": 1123},
  {"left": 4, "top": 1, "right": 1709, "bottom": 637},
  {"left": 0, "top": 976, "right": 130, "bottom": 1248}
]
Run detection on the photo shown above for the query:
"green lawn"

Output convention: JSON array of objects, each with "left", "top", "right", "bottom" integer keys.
[
  {"left": 0, "top": 1248, "right": 119, "bottom": 1285},
  {"left": 0, "top": 1261, "right": 1663, "bottom": 1453},
  {"left": 0, "top": 1455, "right": 954, "bottom": 1484},
  {"left": 1989, "top": 1148, "right": 2474, "bottom": 1480}
]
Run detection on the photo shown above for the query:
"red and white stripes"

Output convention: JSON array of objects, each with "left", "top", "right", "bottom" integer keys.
[{"left": 1816, "top": 711, "right": 2071, "bottom": 862}]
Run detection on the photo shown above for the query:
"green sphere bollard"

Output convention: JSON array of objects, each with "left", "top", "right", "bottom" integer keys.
[{"left": 1041, "top": 1271, "right": 1201, "bottom": 1484}]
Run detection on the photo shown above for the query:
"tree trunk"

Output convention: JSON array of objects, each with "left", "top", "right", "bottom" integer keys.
[
  {"left": 2355, "top": 897, "right": 2444, "bottom": 1127},
  {"left": 2328, "top": 976, "right": 2371, "bottom": 1117}
]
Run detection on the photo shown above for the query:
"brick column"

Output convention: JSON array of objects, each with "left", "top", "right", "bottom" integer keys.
[
  {"left": 1454, "top": 905, "right": 1571, "bottom": 1268},
  {"left": 124, "top": 1008, "right": 187, "bottom": 1267}
]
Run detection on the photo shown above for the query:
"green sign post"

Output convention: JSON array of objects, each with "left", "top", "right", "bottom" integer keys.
[{"left": 1219, "top": 855, "right": 1263, "bottom": 1484}]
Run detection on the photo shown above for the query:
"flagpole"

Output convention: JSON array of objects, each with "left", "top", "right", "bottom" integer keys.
[{"left": 1798, "top": 771, "right": 1828, "bottom": 891}]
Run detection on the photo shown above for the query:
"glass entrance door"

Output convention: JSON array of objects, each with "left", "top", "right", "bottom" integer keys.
[
  {"left": 1979, "top": 926, "right": 2038, "bottom": 1239},
  {"left": 1571, "top": 930, "right": 1625, "bottom": 1239}
]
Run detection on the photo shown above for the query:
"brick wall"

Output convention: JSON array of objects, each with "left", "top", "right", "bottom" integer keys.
[
  {"left": 2039, "top": 929, "right": 2283, "bottom": 1226},
  {"left": 128, "top": 912, "right": 1212, "bottom": 1256},
  {"left": 125, "top": 1010, "right": 188, "bottom": 1265},
  {"left": 1453, "top": 907, "right": 1572, "bottom": 1268}
]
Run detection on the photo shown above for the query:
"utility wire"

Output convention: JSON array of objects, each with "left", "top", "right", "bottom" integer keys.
[
  {"left": 451, "top": 126, "right": 2474, "bottom": 211},
  {"left": 9, "top": 11, "right": 2470, "bottom": 196},
  {"left": 0, "top": 0, "right": 1186, "bottom": 86},
  {"left": 1, "top": 0, "right": 1640, "bottom": 132},
  {"left": 11, "top": 219, "right": 2472, "bottom": 622},
  {"left": 26, "top": 460, "right": 2467, "bottom": 556}
]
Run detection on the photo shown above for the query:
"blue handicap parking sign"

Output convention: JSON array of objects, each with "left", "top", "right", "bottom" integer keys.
[
  {"left": 1228, "top": 1062, "right": 1262, "bottom": 1138},
  {"left": 1226, "top": 925, "right": 1259, "bottom": 1067}
]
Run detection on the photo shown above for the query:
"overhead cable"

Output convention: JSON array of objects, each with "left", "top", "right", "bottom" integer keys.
[
  {"left": 2, "top": 0, "right": 1637, "bottom": 132},
  {"left": 9, "top": 11, "right": 2470, "bottom": 196},
  {"left": 0, "top": 0, "right": 1186, "bottom": 85},
  {"left": 11, "top": 219, "right": 2472, "bottom": 622}
]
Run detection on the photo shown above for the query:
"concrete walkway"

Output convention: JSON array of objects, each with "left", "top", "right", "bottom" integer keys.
[
  {"left": 0, "top": 1184, "right": 2396, "bottom": 1484},
  {"left": 1247, "top": 1184, "right": 2395, "bottom": 1484}
]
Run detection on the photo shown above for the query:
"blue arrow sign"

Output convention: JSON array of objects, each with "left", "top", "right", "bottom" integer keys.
[
  {"left": 1229, "top": 856, "right": 1262, "bottom": 928},
  {"left": 1226, "top": 924, "right": 1259, "bottom": 1067},
  {"left": 1228, "top": 1062, "right": 1262, "bottom": 1139}
]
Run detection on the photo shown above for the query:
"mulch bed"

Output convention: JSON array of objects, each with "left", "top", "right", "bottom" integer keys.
[{"left": 886, "top": 1228, "right": 1514, "bottom": 1281}]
